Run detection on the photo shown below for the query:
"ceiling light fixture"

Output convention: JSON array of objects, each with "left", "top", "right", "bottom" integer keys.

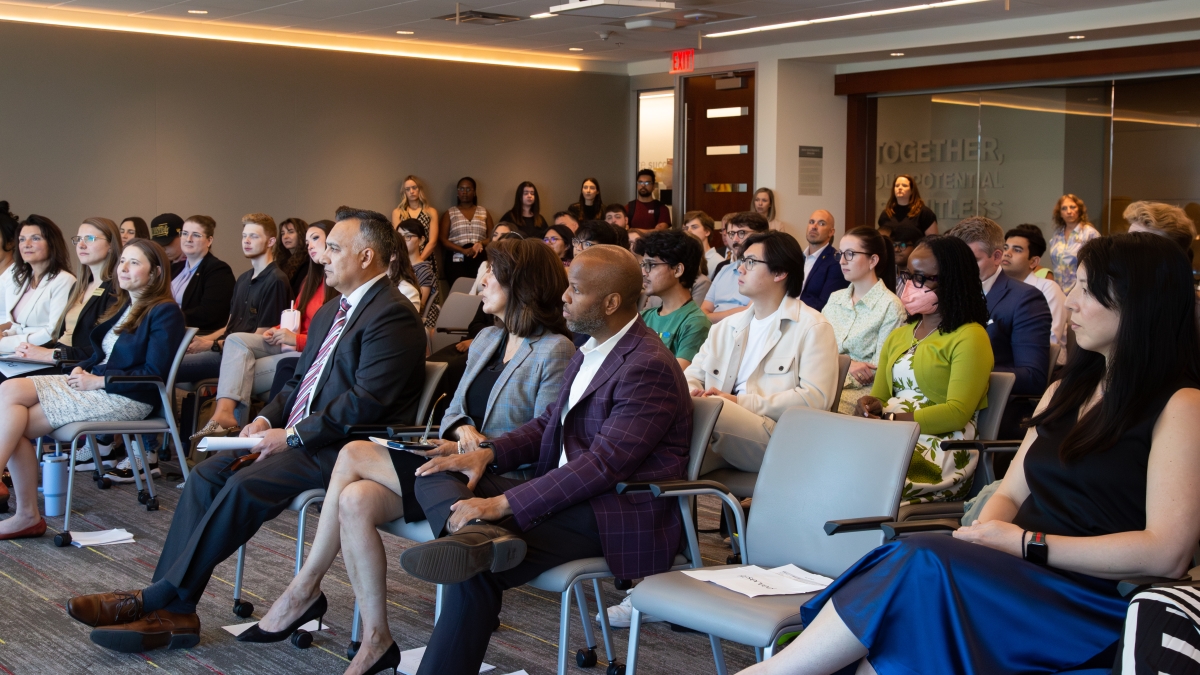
[
  {"left": 704, "top": 0, "right": 986, "bottom": 38},
  {"left": 569, "top": 47, "right": 584, "bottom": 50},
  {"left": 530, "top": 12, "right": 556, "bottom": 18},
  {"left": 188, "top": 10, "right": 208, "bottom": 14},
  {"left": 1068, "top": 35, "right": 1086, "bottom": 39},
  {"left": 890, "top": 52, "right": 904, "bottom": 56},
  {"left": 548, "top": 0, "right": 675, "bottom": 20},
  {"left": 396, "top": 30, "right": 414, "bottom": 34}
]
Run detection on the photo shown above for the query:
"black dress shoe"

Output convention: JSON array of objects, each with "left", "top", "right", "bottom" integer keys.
[
  {"left": 236, "top": 593, "right": 327, "bottom": 643},
  {"left": 399, "top": 522, "right": 527, "bottom": 585},
  {"left": 361, "top": 641, "right": 401, "bottom": 675}
]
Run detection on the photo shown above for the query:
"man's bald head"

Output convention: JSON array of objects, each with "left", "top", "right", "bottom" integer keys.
[
  {"left": 806, "top": 209, "right": 836, "bottom": 247},
  {"left": 573, "top": 245, "right": 643, "bottom": 308},
  {"left": 563, "top": 245, "right": 643, "bottom": 338}
]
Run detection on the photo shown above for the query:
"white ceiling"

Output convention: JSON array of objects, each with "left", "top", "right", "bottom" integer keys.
[{"left": 12, "top": 0, "right": 1191, "bottom": 64}]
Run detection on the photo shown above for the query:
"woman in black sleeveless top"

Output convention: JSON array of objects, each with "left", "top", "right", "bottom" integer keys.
[{"left": 738, "top": 233, "right": 1200, "bottom": 675}]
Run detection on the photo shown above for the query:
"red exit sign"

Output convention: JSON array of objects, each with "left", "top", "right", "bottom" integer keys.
[{"left": 670, "top": 48, "right": 695, "bottom": 74}]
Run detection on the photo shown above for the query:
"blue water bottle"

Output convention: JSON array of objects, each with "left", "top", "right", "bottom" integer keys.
[{"left": 41, "top": 452, "right": 68, "bottom": 517}]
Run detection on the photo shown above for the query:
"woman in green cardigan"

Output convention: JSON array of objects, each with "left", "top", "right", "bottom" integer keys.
[{"left": 855, "top": 236, "right": 994, "bottom": 502}]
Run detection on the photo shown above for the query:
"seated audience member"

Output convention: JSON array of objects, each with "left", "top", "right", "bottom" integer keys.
[
  {"left": 948, "top": 216, "right": 1051, "bottom": 397},
  {"left": 440, "top": 176, "right": 494, "bottom": 285},
  {"left": 700, "top": 212, "right": 770, "bottom": 323},
  {"left": 635, "top": 229, "right": 712, "bottom": 368},
  {"left": 752, "top": 187, "right": 783, "bottom": 231},
  {"left": 687, "top": 231, "right": 839, "bottom": 473},
  {"left": 798, "top": 209, "right": 849, "bottom": 311},
  {"left": 603, "top": 203, "right": 629, "bottom": 230},
  {"left": 1123, "top": 200, "right": 1200, "bottom": 330},
  {"left": 388, "top": 230, "right": 423, "bottom": 312},
  {"left": 396, "top": 245, "right": 693, "bottom": 675},
  {"left": 750, "top": 233, "right": 1200, "bottom": 675},
  {"left": 854, "top": 236, "right": 993, "bottom": 502},
  {"left": 69, "top": 209, "right": 427, "bottom": 653},
  {"left": 626, "top": 228, "right": 644, "bottom": 249},
  {"left": 573, "top": 219, "right": 627, "bottom": 257},
  {"left": 170, "top": 215, "right": 236, "bottom": 336},
  {"left": 567, "top": 177, "right": 604, "bottom": 223},
  {"left": 274, "top": 218, "right": 310, "bottom": 296},
  {"left": 118, "top": 217, "right": 149, "bottom": 246},
  {"left": 553, "top": 210, "right": 580, "bottom": 234},
  {"left": 682, "top": 210, "right": 725, "bottom": 275},
  {"left": 542, "top": 223, "right": 574, "bottom": 267},
  {"left": 195, "top": 220, "right": 338, "bottom": 436},
  {"left": 627, "top": 169, "right": 671, "bottom": 230},
  {"left": 890, "top": 222, "right": 924, "bottom": 290},
  {"left": 176, "top": 214, "right": 293, "bottom": 384},
  {"left": 499, "top": 181, "right": 549, "bottom": 240},
  {"left": 399, "top": 219, "right": 437, "bottom": 316},
  {"left": 0, "top": 215, "right": 76, "bottom": 353},
  {"left": 244, "top": 239, "right": 575, "bottom": 672},
  {"left": 821, "top": 227, "right": 907, "bottom": 414},
  {"left": 149, "top": 213, "right": 186, "bottom": 263},
  {"left": 1003, "top": 225, "right": 1067, "bottom": 360},
  {"left": 0, "top": 240, "right": 185, "bottom": 540}
]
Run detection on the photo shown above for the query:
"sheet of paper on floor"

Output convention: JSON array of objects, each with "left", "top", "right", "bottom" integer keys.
[
  {"left": 222, "top": 619, "right": 325, "bottom": 637},
  {"left": 399, "top": 646, "right": 495, "bottom": 675},
  {"left": 682, "top": 564, "right": 833, "bottom": 597},
  {"left": 69, "top": 529, "right": 135, "bottom": 547}
]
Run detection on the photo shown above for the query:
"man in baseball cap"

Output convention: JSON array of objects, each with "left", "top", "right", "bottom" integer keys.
[{"left": 150, "top": 213, "right": 185, "bottom": 262}]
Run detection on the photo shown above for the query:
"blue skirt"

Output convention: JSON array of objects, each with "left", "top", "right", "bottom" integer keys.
[{"left": 801, "top": 535, "right": 1129, "bottom": 675}]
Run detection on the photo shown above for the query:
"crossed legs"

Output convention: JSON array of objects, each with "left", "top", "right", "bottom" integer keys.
[{"left": 0, "top": 379, "right": 55, "bottom": 536}]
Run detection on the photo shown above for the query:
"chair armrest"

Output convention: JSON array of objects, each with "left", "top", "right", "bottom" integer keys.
[
  {"left": 616, "top": 479, "right": 731, "bottom": 497},
  {"left": 343, "top": 425, "right": 392, "bottom": 437},
  {"left": 105, "top": 375, "right": 166, "bottom": 389},
  {"left": 824, "top": 516, "right": 895, "bottom": 536},
  {"left": 1117, "top": 576, "right": 1200, "bottom": 598},
  {"left": 435, "top": 328, "right": 470, "bottom": 335},
  {"left": 938, "top": 440, "right": 1022, "bottom": 454},
  {"left": 880, "top": 518, "right": 961, "bottom": 540}
]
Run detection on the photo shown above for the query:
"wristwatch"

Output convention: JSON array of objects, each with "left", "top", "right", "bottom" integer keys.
[
  {"left": 211, "top": 340, "right": 223, "bottom": 353},
  {"left": 51, "top": 348, "right": 62, "bottom": 361},
  {"left": 1024, "top": 530, "right": 1049, "bottom": 566},
  {"left": 285, "top": 426, "right": 303, "bottom": 448}
]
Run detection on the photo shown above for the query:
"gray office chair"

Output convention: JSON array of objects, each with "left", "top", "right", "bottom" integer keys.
[
  {"left": 227, "top": 361, "right": 449, "bottom": 646},
  {"left": 621, "top": 407, "right": 920, "bottom": 674},
  {"left": 831, "top": 354, "right": 852, "bottom": 413},
  {"left": 52, "top": 327, "right": 198, "bottom": 547},
  {"left": 449, "top": 276, "right": 476, "bottom": 296},
  {"left": 430, "top": 292, "right": 482, "bottom": 352}
]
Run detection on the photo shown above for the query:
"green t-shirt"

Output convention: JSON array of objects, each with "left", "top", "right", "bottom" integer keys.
[{"left": 641, "top": 300, "right": 712, "bottom": 362}]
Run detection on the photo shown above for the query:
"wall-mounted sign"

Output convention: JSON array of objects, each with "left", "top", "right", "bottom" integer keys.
[
  {"left": 798, "top": 145, "right": 823, "bottom": 196},
  {"left": 670, "top": 49, "right": 695, "bottom": 74}
]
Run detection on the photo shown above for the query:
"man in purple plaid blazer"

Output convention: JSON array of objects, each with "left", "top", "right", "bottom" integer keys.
[{"left": 401, "top": 245, "right": 693, "bottom": 675}]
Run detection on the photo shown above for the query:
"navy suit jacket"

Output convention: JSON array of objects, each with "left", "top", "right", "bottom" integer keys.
[
  {"left": 800, "top": 246, "right": 849, "bottom": 312},
  {"left": 79, "top": 301, "right": 187, "bottom": 409},
  {"left": 985, "top": 271, "right": 1052, "bottom": 396},
  {"left": 490, "top": 317, "right": 692, "bottom": 581}
]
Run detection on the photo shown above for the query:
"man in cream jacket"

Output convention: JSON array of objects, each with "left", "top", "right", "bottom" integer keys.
[{"left": 685, "top": 230, "right": 839, "bottom": 472}]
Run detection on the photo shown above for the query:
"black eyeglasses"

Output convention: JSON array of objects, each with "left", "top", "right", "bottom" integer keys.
[
  {"left": 834, "top": 250, "right": 870, "bottom": 263},
  {"left": 726, "top": 229, "right": 751, "bottom": 241},
  {"left": 737, "top": 256, "right": 765, "bottom": 272},
  {"left": 897, "top": 270, "right": 939, "bottom": 288},
  {"left": 639, "top": 260, "right": 671, "bottom": 274},
  {"left": 572, "top": 239, "right": 595, "bottom": 249},
  {"left": 893, "top": 242, "right": 913, "bottom": 251}
]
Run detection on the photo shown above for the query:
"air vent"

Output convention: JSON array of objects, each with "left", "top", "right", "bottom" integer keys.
[
  {"left": 625, "top": 17, "right": 675, "bottom": 30},
  {"left": 548, "top": 0, "right": 675, "bottom": 19},
  {"left": 434, "top": 9, "right": 523, "bottom": 25}
]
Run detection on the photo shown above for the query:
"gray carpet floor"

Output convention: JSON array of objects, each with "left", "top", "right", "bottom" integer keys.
[{"left": 0, "top": 466, "right": 761, "bottom": 675}]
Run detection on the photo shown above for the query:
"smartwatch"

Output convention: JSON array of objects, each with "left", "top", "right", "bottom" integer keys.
[
  {"left": 285, "top": 426, "right": 303, "bottom": 448},
  {"left": 1024, "top": 530, "right": 1049, "bottom": 566},
  {"left": 51, "top": 348, "right": 63, "bottom": 361}
]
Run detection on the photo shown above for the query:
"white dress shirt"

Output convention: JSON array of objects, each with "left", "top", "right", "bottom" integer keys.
[
  {"left": 981, "top": 267, "right": 1002, "bottom": 295},
  {"left": 1024, "top": 273, "right": 1068, "bottom": 360},
  {"left": 559, "top": 315, "right": 638, "bottom": 467}
]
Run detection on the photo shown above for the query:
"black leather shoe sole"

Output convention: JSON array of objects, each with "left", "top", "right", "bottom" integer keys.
[
  {"left": 400, "top": 535, "right": 527, "bottom": 585},
  {"left": 89, "top": 627, "right": 200, "bottom": 653}
]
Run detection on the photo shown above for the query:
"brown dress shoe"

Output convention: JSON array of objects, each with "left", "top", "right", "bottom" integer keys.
[
  {"left": 67, "top": 590, "right": 144, "bottom": 627},
  {"left": 89, "top": 610, "right": 200, "bottom": 653}
]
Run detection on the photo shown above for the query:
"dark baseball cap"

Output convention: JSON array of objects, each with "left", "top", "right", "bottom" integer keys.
[{"left": 150, "top": 213, "right": 183, "bottom": 244}]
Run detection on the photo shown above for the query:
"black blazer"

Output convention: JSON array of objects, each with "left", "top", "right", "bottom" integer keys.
[
  {"left": 986, "top": 271, "right": 1051, "bottom": 397},
  {"left": 78, "top": 302, "right": 187, "bottom": 408},
  {"left": 259, "top": 277, "right": 427, "bottom": 456},
  {"left": 54, "top": 278, "right": 120, "bottom": 361},
  {"left": 172, "top": 253, "right": 236, "bottom": 333},
  {"left": 799, "top": 246, "right": 849, "bottom": 312}
]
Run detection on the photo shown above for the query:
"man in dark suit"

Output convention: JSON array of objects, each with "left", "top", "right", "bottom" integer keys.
[
  {"left": 798, "top": 209, "right": 849, "bottom": 311},
  {"left": 67, "top": 208, "right": 427, "bottom": 653},
  {"left": 400, "top": 245, "right": 693, "bottom": 675},
  {"left": 948, "top": 217, "right": 1052, "bottom": 396},
  {"left": 170, "top": 215, "right": 236, "bottom": 335}
]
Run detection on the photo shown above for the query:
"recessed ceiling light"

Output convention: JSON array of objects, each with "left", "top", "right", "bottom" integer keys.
[
  {"left": 188, "top": 9, "right": 208, "bottom": 14},
  {"left": 569, "top": 47, "right": 584, "bottom": 51},
  {"left": 396, "top": 30, "right": 414, "bottom": 34},
  {"left": 890, "top": 52, "right": 904, "bottom": 56},
  {"left": 530, "top": 12, "right": 556, "bottom": 19},
  {"left": 1068, "top": 35, "right": 1086, "bottom": 39},
  {"left": 705, "top": 0, "right": 986, "bottom": 38}
]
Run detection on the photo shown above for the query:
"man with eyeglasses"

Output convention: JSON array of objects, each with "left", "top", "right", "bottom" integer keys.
[
  {"left": 686, "top": 230, "right": 839, "bottom": 473},
  {"left": 626, "top": 169, "right": 672, "bottom": 231},
  {"left": 798, "top": 210, "right": 849, "bottom": 312},
  {"left": 634, "top": 229, "right": 712, "bottom": 368},
  {"left": 889, "top": 222, "right": 924, "bottom": 293},
  {"left": 701, "top": 211, "right": 769, "bottom": 323}
]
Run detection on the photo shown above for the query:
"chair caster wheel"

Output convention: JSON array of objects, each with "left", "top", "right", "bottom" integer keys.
[
  {"left": 145, "top": 497, "right": 159, "bottom": 511},
  {"left": 607, "top": 663, "right": 626, "bottom": 675},
  {"left": 726, "top": 554, "right": 742, "bottom": 565},
  {"left": 347, "top": 640, "right": 361, "bottom": 660},
  {"left": 613, "top": 578, "right": 633, "bottom": 591},
  {"left": 96, "top": 476, "right": 112, "bottom": 490},
  {"left": 233, "top": 600, "right": 254, "bottom": 618},
  {"left": 291, "top": 630, "right": 313, "bottom": 649},
  {"left": 577, "top": 647, "right": 598, "bottom": 668},
  {"left": 1, "top": 471, "right": 11, "bottom": 488},
  {"left": 137, "top": 490, "right": 149, "bottom": 504},
  {"left": 54, "top": 531, "right": 72, "bottom": 547}
]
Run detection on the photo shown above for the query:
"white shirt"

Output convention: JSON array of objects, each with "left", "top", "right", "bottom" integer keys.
[
  {"left": 802, "top": 243, "right": 830, "bottom": 291},
  {"left": 734, "top": 307, "right": 781, "bottom": 394},
  {"left": 1023, "top": 273, "right": 1068, "bottom": 358},
  {"left": 559, "top": 315, "right": 638, "bottom": 467},
  {"left": 981, "top": 267, "right": 1002, "bottom": 295}
]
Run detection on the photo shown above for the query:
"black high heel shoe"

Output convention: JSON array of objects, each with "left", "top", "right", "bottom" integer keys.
[
  {"left": 236, "top": 593, "right": 327, "bottom": 643},
  {"left": 360, "top": 641, "right": 401, "bottom": 675}
]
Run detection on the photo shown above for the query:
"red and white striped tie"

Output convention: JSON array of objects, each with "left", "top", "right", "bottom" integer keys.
[{"left": 285, "top": 298, "right": 351, "bottom": 429}]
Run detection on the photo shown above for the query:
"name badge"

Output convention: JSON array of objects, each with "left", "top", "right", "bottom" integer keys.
[{"left": 91, "top": 287, "right": 106, "bottom": 297}]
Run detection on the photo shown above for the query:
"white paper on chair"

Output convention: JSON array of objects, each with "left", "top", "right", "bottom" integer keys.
[
  {"left": 222, "top": 619, "right": 325, "bottom": 637},
  {"left": 69, "top": 529, "right": 135, "bottom": 548},
  {"left": 0, "top": 359, "right": 51, "bottom": 378},
  {"left": 398, "top": 646, "right": 495, "bottom": 675},
  {"left": 682, "top": 564, "right": 833, "bottom": 597},
  {"left": 195, "top": 437, "right": 262, "bottom": 452}
]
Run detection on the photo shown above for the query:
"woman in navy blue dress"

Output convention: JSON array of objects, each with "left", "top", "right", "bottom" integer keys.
[{"left": 738, "top": 232, "right": 1200, "bottom": 675}]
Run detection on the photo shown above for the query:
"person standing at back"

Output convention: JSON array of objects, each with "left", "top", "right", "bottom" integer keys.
[
  {"left": 499, "top": 181, "right": 549, "bottom": 240},
  {"left": 751, "top": 187, "right": 783, "bottom": 231},
  {"left": 798, "top": 209, "right": 849, "bottom": 311},
  {"left": 627, "top": 169, "right": 671, "bottom": 231},
  {"left": 1047, "top": 193, "right": 1100, "bottom": 293},
  {"left": 440, "top": 176, "right": 494, "bottom": 284},
  {"left": 878, "top": 174, "right": 938, "bottom": 236},
  {"left": 568, "top": 177, "right": 604, "bottom": 223}
]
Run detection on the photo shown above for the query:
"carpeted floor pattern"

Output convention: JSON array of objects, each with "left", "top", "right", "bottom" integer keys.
[{"left": 0, "top": 463, "right": 760, "bottom": 675}]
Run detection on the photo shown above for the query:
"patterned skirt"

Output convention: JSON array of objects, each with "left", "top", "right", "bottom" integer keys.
[{"left": 31, "top": 375, "right": 154, "bottom": 429}]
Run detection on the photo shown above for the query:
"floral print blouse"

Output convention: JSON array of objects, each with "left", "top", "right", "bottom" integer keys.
[
  {"left": 1048, "top": 223, "right": 1100, "bottom": 293},
  {"left": 821, "top": 279, "right": 907, "bottom": 390}
]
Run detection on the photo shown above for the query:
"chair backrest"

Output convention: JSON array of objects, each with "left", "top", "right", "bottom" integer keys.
[
  {"left": 686, "top": 397, "right": 724, "bottom": 481},
  {"left": 831, "top": 354, "right": 852, "bottom": 413},
  {"left": 416, "top": 361, "right": 449, "bottom": 422},
  {"left": 431, "top": 292, "right": 483, "bottom": 352},
  {"left": 450, "top": 276, "right": 476, "bottom": 296},
  {"left": 976, "top": 372, "right": 1016, "bottom": 441},
  {"left": 745, "top": 407, "right": 919, "bottom": 577},
  {"left": 1047, "top": 342, "right": 1062, "bottom": 386},
  {"left": 166, "top": 327, "right": 201, "bottom": 392}
]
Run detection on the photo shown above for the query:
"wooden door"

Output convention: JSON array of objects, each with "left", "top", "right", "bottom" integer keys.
[{"left": 683, "top": 70, "right": 756, "bottom": 224}]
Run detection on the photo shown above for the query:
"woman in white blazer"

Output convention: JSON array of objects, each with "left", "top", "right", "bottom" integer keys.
[{"left": 0, "top": 215, "right": 77, "bottom": 353}]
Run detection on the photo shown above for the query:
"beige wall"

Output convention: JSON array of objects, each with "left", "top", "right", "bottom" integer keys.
[{"left": 0, "top": 21, "right": 631, "bottom": 274}]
